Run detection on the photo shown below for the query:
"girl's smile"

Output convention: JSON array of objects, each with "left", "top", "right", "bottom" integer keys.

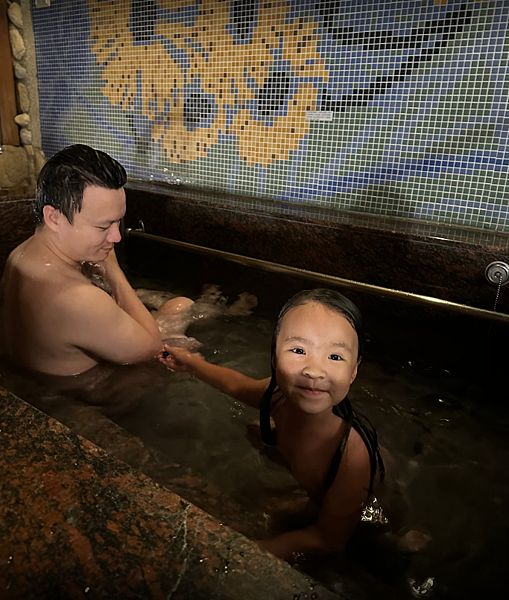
[{"left": 299, "top": 386, "right": 328, "bottom": 395}]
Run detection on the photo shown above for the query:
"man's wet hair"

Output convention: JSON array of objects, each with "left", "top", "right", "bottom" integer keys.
[{"left": 34, "top": 144, "right": 127, "bottom": 226}]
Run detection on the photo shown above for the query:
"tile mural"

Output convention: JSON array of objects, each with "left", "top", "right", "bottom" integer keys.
[{"left": 31, "top": 0, "right": 509, "bottom": 231}]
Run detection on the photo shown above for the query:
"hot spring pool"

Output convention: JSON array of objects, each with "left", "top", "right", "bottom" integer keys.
[{"left": 1, "top": 259, "right": 507, "bottom": 600}]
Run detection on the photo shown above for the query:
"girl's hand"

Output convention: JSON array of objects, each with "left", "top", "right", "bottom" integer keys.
[{"left": 158, "top": 345, "right": 197, "bottom": 372}]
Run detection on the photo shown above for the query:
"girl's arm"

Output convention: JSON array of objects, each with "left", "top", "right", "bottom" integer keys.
[
  {"left": 159, "top": 345, "right": 270, "bottom": 408},
  {"left": 257, "top": 433, "right": 371, "bottom": 561}
]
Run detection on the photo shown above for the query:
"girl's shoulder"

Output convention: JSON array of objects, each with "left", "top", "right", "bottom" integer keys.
[{"left": 344, "top": 426, "right": 372, "bottom": 470}]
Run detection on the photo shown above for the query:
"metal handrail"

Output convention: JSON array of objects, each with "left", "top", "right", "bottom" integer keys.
[{"left": 125, "top": 228, "right": 509, "bottom": 324}]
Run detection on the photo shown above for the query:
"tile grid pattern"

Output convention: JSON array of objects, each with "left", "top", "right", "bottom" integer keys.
[{"left": 31, "top": 0, "right": 509, "bottom": 232}]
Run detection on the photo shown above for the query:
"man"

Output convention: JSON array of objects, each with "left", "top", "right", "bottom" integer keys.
[{"left": 0, "top": 144, "right": 171, "bottom": 376}]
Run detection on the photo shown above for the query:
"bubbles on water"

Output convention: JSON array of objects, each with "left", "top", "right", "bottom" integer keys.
[
  {"left": 136, "top": 285, "right": 258, "bottom": 347},
  {"left": 229, "top": 400, "right": 245, "bottom": 419},
  {"left": 136, "top": 288, "right": 179, "bottom": 310},
  {"left": 223, "top": 558, "right": 230, "bottom": 574},
  {"left": 291, "top": 550, "right": 306, "bottom": 564},
  {"left": 228, "top": 292, "right": 259, "bottom": 316}
]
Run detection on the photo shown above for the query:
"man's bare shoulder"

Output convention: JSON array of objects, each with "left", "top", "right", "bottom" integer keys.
[
  {"left": 5, "top": 237, "right": 74, "bottom": 284},
  {"left": 7, "top": 236, "right": 31, "bottom": 258},
  {"left": 3, "top": 238, "right": 32, "bottom": 274}
]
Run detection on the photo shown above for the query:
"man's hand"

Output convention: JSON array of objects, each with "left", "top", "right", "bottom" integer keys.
[
  {"left": 82, "top": 249, "right": 125, "bottom": 295},
  {"left": 103, "top": 246, "right": 121, "bottom": 268},
  {"left": 81, "top": 259, "right": 111, "bottom": 293},
  {"left": 100, "top": 248, "right": 125, "bottom": 284}
]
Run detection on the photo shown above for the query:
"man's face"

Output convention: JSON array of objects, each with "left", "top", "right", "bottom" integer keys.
[{"left": 55, "top": 185, "right": 126, "bottom": 263}]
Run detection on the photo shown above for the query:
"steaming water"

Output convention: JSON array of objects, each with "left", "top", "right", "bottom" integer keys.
[{"left": 1, "top": 277, "right": 507, "bottom": 600}]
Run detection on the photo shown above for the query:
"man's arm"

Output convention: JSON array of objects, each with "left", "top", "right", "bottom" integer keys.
[
  {"left": 101, "top": 249, "right": 162, "bottom": 343},
  {"left": 58, "top": 280, "right": 162, "bottom": 365}
]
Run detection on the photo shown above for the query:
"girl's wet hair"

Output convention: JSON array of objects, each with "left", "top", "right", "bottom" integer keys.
[
  {"left": 260, "top": 288, "right": 384, "bottom": 495},
  {"left": 271, "top": 288, "right": 364, "bottom": 361}
]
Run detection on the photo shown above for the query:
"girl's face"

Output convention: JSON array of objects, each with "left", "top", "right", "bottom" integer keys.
[{"left": 275, "top": 302, "right": 359, "bottom": 416}]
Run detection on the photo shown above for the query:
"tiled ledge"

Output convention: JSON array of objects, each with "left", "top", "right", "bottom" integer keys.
[
  {"left": 2, "top": 187, "right": 508, "bottom": 313},
  {"left": 0, "top": 387, "right": 340, "bottom": 600},
  {"left": 124, "top": 183, "right": 509, "bottom": 313},
  {"left": 127, "top": 179, "right": 509, "bottom": 248}
]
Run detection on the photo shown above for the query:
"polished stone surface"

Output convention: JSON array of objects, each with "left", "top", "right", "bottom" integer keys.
[{"left": 0, "top": 387, "right": 341, "bottom": 600}]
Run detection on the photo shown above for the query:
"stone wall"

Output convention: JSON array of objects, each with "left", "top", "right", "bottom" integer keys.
[{"left": 0, "top": 1, "right": 45, "bottom": 194}]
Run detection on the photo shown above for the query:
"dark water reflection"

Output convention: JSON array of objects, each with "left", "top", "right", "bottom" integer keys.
[
  {"left": 1, "top": 300, "right": 508, "bottom": 599},
  {"left": 0, "top": 327, "right": 307, "bottom": 544}
]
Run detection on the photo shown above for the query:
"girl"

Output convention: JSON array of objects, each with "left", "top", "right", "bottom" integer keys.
[{"left": 159, "top": 288, "right": 385, "bottom": 561}]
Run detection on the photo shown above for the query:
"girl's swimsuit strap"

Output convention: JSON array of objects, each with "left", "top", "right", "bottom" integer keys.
[{"left": 260, "top": 379, "right": 277, "bottom": 446}]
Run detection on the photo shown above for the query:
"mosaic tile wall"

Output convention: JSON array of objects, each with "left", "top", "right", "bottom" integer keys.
[{"left": 31, "top": 0, "right": 509, "bottom": 232}]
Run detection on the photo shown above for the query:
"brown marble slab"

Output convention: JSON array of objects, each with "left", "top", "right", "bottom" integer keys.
[{"left": 0, "top": 387, "right": 343, "bottom": 600}]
